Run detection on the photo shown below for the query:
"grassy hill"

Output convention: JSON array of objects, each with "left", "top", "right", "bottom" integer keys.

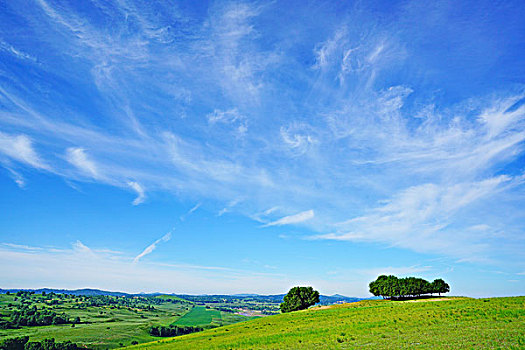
[{"left": 128, "top": 296, "right": 525, "bottom": 349}]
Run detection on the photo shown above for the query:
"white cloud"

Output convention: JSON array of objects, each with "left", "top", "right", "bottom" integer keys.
[
  {"left": 133, "top": 232, "right": 172, "bottom": 263},
  {"left": 0, "top": 41, "right": 36, "bottom": 62},
  {"left": 66, "top": 148, "right": 98, "bottom": 178},
  {"left": 127, "top": 181, "right": 146, "bottom": 205},
  {"left": 0, "top": 132, "right": 46, "bottom": 169},
  {"left": 218, "top": 198, "right": 241, "bottom": 216},
  {"left": 313, "top": 28, "right": 346, "bottom": 69},
  {"left": 207, "top": 108, "right": 243, "bottom": 124},
  {"left": 207, "top": 108, "right": 248, "bottom": 135},
  {"left": 263, "top": 210, "right": 315, "bottom": 227},
  {"left": 280, "top": 123, "right": 317, "bottom": 156},
  {"left": 311, "top": 175, "right": 516, "bottom": 259},
  {"left": 1, "top": 243, "right": 43, "bottom": 251},
  {"left": 204, "top": 2, "right": 279, "bottom": 103},
  {"left": 5, "top": 167, "right": 26, "bottom": 188},
  {"left": 180, "top": 203, "right": 201, "bottom": 221},
  {"left": 188, "top": 203, "right": 201, "bottom": 214},
  {"left": 72, "top": 240, "right": 95, "bottom": 257}
]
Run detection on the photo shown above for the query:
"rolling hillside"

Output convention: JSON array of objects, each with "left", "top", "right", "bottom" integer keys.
[{"left": 129, "top": 296, "right": 524, "bottom": 349}]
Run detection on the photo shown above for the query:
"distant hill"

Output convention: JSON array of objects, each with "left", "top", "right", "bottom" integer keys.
[
  {"left": 173, "top": 293, "right": 361, "bottom": 305},
  {"left": 319, "top": 294, "right": 361, "bottom": 305},
  {"left": 0, "top": 288, "right": 362, "bottom": 304},
  {"left": 0, "top": 288, "right": 129, "bottom": 296}
]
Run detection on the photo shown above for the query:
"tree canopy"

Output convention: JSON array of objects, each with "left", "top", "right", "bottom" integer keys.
[
  {"left": 0, "top": 337, "right": 83, "bottom": 350},
  {"left": 280, "top": 286, "right": 320, "bottom": 313},
  {"left": 369, "top": 275, "right": 450, "bottom": 299}
]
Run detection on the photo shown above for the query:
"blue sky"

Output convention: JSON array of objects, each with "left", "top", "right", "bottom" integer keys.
[{"left": 0, "top": 0, "right": 524, "bottom": 297}]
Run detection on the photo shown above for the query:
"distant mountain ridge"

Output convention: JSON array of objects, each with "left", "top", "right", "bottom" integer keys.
[
  {"left": 0, "top": 288, "right": 362, "bottom": 304},
  {"left": 0, "top": 288, "right": 129, "bottom": 297}
]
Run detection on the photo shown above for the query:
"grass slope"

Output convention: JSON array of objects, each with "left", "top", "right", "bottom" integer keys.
[{"left": 128, "top": 297, "right": 525, "bottom": 349}]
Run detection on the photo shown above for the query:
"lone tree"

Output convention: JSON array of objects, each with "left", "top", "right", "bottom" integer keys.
[
  {"left": 280, "top": 286, "right": 320, "bottom": 313},
  {"left": 431, "top": 278, "right": 450, "bottom": 296}
]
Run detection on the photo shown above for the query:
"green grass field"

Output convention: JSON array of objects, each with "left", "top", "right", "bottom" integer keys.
[
  {"left": 172, "top": 306, "right": 254, "bottom": 328},
  {"left": 172, "top": 307, "right": 221, "bottom": 327},
  {"left": 128, "top": 296, "right": 525, "bottom": 349}
]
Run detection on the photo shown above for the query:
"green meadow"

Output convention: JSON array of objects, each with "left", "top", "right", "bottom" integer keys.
[
  {"left": 173, "top": 307, "right": 255, "bottom": 328},
  {"left": 128, "top": 297, "right": 525, "bottom": 349},
  {"left": 173, "top": 306, "right": 221, "bottom": 327},
  {"left": 0, "top": 293, "right": 253, "bottom": 349}
]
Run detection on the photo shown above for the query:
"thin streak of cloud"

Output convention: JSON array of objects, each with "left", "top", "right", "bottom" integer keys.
[
  {"left": 133, "top": 232, "right": 172, "bottom": 263},
  {"left": 180, "top": 203, "right": 201, "bottom": 221},
  {"left": 188, "top": 203, "right": 201, "bottom": 214},
  {"left": 1, "top": 243, "right": 43, "bottom": 251},
  {"left": 0, "top": 41, "right": 37, "bottom": 62},
  {"left": 5, "top": 167, "right": 26, "bottom": 188},
  {"left": 262, "top": 210, "right": 315, "bottom": 227}
]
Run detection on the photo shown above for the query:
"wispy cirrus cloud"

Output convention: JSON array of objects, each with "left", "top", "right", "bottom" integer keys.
[
  {"left": 0, "top": 132, "right": 47, "bottom": 170},
  {"left": 5, "top": 167, "right": 26, "bottom": 188},
  {"left": 133, "top": 232, "right": 172, "bottom": 263},
  {"left": 0, "top": 0, "right": 523, "bottom": 268},
  {"left": 180, "top": 203, "right": 201, "bottom": 221},
  {"left": 127, "top": 181, "right": 146, "bottom": 206},
  {"left": 66, "top": 148, "right": 99, "bottom": 178},
  {"left": 310, "top": 175, "right": 523, "bottom": 260},
  {"left": 0, "top": 41, "right": 37, "bottom": 62},
  {"left": 263, "top": 210, "right": 315, "bottom": 227}
]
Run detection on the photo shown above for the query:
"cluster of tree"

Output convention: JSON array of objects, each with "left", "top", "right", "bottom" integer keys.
[
  {"left": 0, "top": 305, "right": 79, "bottom": 329},
  {"left": 213, "top": 306, "right": 234, "bottom": 313},
  {"left": 0, "top": 337, "right": 85, "bottom": 350},
  {"left": 280, "top": 286, "right": 320, "bottom": 313},
  {"left": 149, "top": 325, "right": 204, "bottom": 337},
  {"left": 369, "top": 275, "right": 450, "bottom": 299},
  {"left": 82, "top": 295, "right": 159, "bottom": 309}
]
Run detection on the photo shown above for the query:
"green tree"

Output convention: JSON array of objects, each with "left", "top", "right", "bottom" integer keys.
[
  {"left": 369, "top": 275, "right": 450, "bottom": 299},
  {"left": 369, "top": 275, "right": 389, "bottom": 299},
  {"left": 0, "top": 336, "right": 28, "bottom": 350},
  {"left": 280, "top": 286, "right": 320, "bottom": 313},
  {"left": 431, "top": 279, "right": 450, "bottom": 296}
]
